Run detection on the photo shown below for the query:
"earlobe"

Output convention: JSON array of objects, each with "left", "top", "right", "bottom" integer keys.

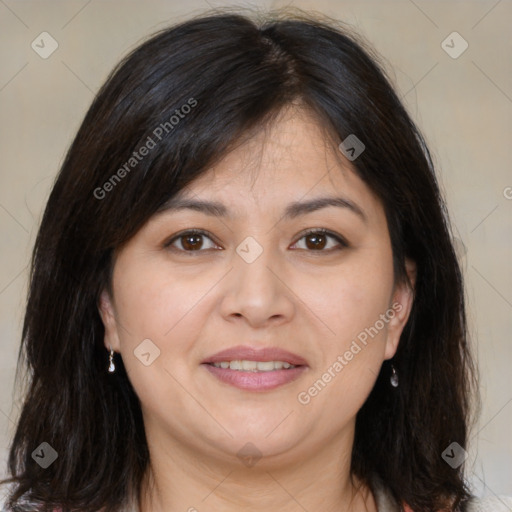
[
  {"left": 98, "top": 289, "right": 120, "bottom": 352},
  {"left": 384, "top": 258, "right": 416, "bottom": 360}
]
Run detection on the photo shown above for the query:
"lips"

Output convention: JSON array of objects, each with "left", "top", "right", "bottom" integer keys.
[
  {"left": 201, "top": 345, "right": 309, "bottom": 391},
  {"left": 201, "top": 345, "right": 308, "bottom": 367}
]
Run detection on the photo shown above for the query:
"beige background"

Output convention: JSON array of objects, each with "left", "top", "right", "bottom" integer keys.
[{"left": 0, "top": 0, "right": 511, "bottom": 500}]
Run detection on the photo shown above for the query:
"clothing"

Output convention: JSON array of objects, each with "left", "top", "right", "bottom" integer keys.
[
  {"left": 2, "top": 481, "right": 512, "bottom": 511},
  {"left": 371, "top": 478, "right": 512, "bottom": 512}
]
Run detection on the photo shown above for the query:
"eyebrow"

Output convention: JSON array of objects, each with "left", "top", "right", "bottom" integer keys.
[{"left": 158, "top": 195, "right": 367, "bottom": 223}]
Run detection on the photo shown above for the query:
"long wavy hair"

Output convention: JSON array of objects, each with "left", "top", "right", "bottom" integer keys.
[{"left": 1, "top": 9, "right": 478, "bottom": 512}]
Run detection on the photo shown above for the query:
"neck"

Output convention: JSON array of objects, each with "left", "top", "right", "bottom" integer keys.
[{"left": 138, "top": 424, "right": 377, "bottom": 512}]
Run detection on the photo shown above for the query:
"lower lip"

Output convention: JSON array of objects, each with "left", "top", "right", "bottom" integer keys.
[{"left": 202, "top": 363, "right": 307, "bottom": 391}]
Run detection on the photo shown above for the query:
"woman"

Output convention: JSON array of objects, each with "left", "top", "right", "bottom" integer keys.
[{"left": 1, "top": 9, "right": 510, "bottom": 512}]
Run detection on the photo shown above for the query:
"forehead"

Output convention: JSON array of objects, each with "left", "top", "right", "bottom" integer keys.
[{"left": 166, "top": 106, "right": 382, "bottom": 220}]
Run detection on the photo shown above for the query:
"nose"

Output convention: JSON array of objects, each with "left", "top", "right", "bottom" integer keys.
[{"left": 218, "top": 238, "right": 295, "bottom": 329}]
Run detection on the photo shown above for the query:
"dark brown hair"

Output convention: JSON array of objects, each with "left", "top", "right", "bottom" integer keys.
[{"left": 1, "top": 9, "right": 478, "bottom": 512}]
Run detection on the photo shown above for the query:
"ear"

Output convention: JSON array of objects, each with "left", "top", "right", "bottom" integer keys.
[
  {"left": 384, "top": 258, "right": 416, "bottom": 360},
  {"left": 98, "top": 289, "right": 121, "bottom": 352}
]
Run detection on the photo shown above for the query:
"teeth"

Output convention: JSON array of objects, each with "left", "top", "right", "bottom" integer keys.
[
  {"left": 242, "top": 360, "right": 257, "bottom": 371},
  {"left": 211, "top": 360, "right": 297, "bottom": 371}
]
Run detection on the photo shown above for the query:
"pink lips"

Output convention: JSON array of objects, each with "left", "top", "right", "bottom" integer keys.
[
  {"left": 201, "top": 345, "right": 308, "bottom": 392},
  {"left": 202, "top": 345, "right": 308, "bottom": 366}
]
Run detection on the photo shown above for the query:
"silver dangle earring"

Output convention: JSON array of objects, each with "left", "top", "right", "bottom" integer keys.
[
  {"left": 390, "top": 364, "right": 399, "bottom": 387},
  {"left": 108, "top": 345, "right": 116, "bottom": 373}
]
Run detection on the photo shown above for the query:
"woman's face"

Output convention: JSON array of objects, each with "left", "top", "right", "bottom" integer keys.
[{"left": 99, "top": 106, "right": 414, "bottom": 468}]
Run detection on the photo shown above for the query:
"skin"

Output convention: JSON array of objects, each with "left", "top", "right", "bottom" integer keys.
[{"left": 99, "top": 105, "right": 416, "bottom": 512}]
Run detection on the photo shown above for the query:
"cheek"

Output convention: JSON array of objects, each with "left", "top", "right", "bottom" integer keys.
[
  {"left": 113, "top": 258, "right": 209, "bottom": 341},
  {"left": 295, "top": 250, "right": 394, "bottom": 413},
  {"left": 111, "top": 259, "right": 214, "bottom": 411},
  {"left": 306, "top": 252, "right": 395, "bottom": 346},
  {"left": 111, "top": 257, "right": 225, "bottom": 404}
]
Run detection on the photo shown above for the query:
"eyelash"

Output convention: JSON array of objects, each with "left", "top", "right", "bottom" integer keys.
[{"left": 164, "top": 228, "right": 348, "bottom": 255}]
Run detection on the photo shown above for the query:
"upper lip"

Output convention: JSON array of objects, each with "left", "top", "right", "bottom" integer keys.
[{"left": 202, "top": 345, "right": 308, "bottom": 366}]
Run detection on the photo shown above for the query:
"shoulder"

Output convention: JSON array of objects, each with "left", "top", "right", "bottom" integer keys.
[
  {"left": 0, "top": 483, "right": 57, "bottom": 512},
  {"left": 466, "top": 495, "right": 512, "bottom": 512},
  {"left": 370, "top": 476, "right": 512, "bottom": 512}
]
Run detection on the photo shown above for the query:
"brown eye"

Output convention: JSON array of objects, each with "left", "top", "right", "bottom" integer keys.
[
  {"left": 166, "top": 230, "right": 219, "bottom": 252},
  {"left": 180, "top": 233, "right": 204, "bottom": 250},
  {"left": 293, "top": 229, "right": 347, "bottom": 252},
  {"left": 304, "top": 232, "right": 327, "bottom": 250}
]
